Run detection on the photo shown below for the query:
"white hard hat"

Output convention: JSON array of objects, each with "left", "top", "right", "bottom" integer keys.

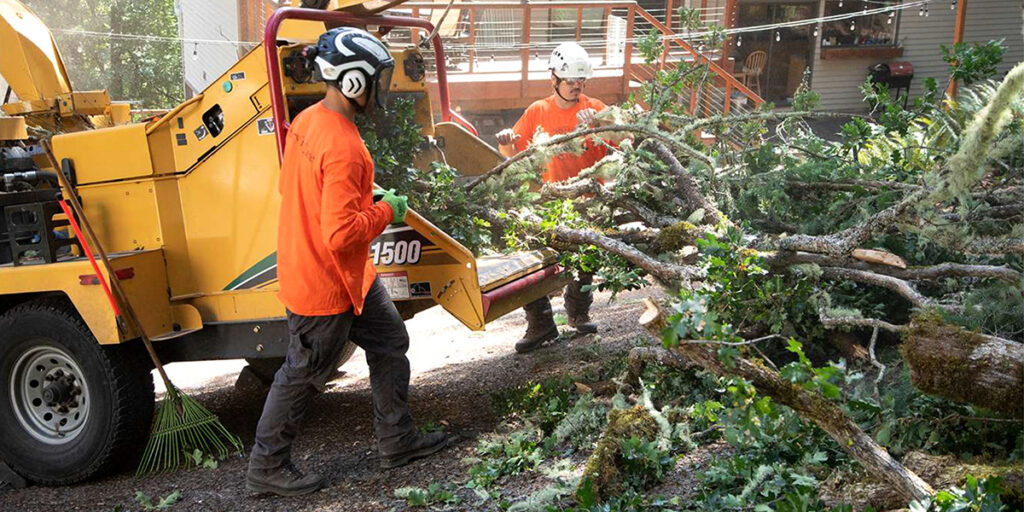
[{"left": 549, "top": 42, "right": 593, "bottom": 80}]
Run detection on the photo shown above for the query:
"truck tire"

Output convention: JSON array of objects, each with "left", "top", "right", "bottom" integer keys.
[
  {"left": 0, "top": 299, "right": 154, "bottom": 485},
  {"left": 243, "top": 341, "right": 357, "bottom": 385}
]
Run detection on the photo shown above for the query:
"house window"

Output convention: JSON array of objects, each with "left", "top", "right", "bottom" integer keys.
[{"left": 820, "top": 1, "right": 898, "bottom": 48}]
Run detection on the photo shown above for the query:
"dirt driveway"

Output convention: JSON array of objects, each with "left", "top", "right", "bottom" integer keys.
[{"left": 0, "top": 288, "right": 657, "bottom": 512}]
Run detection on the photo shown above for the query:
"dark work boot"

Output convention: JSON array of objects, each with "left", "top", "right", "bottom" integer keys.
[
  {"left": 246, "top": 463, "right": 325, "bottom": 496},
  {"left": 565, "top": 273, "right": 597, "bottom": 334},
  {"left": 380, "top": 431, "right": 448, "bottom": 469},
  {"left": 516, "top": 297, "right": 559, "bottom": 354},
  {"left": 568, "top": 313, "right": 598, "bottom": 334}
]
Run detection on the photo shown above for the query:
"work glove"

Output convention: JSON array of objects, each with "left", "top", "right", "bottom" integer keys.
[
  {"left": 495, "top": 128, "right": 521, "bottom": 147},
  {"left": 380, "top": 188, "right": 408, "bottom": 224},
  {"left": 576, "top": 108, "right": 598, "bottom": 127}
]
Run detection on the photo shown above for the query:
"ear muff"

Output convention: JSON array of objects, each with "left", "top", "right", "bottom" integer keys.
[{"left": 338, "top": 70, "right": 368, "bottom": 99}]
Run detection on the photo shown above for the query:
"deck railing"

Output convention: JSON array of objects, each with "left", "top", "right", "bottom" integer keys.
[{"left": 393, "top": 0, "right": 762, "bottom": 117}]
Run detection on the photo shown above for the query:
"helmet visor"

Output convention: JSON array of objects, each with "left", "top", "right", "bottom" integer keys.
[{"left": 374, "top": 65, "right": 395, "bottom": 109}]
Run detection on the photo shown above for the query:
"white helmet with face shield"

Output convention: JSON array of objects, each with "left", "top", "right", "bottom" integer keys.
[
  {"left": 548, "top": 42, "right": 593, "bottom": 80},
  {"left": 310, "top": 27, "right": 395, "bottom": 112}
]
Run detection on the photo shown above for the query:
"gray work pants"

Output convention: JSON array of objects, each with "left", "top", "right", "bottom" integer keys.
[
  {"left": 524, "top": 272, "right": 594, "bottom": 326},
  {"left": 249, "top": 277, "right": 415, "bottom": 470}
]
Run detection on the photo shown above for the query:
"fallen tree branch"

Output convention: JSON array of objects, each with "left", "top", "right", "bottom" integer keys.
[
  {"left": 640, "top": 298, "right": 934, "bottom": 502},
  {"left": 967, "top": 236, "right": 1024, "bottom": 256},
  {"left": 625, "top": 346, "right": 694, "bottom": 388},
  {"left": 819, "top": 313, "right": 908, "bottom": 334},
  {"left": 502, "top": 210, "right": 703, "bottom": 287},
  {"left": 548, "top": 224, "right": 703, "bottom": 286},
  {"left": 541, "top": 178, "right": 680, "bottom": 228},
  {"left": 786, "top": 180, "right": 923, "bottom": 194},
  {"left": 768, "top": 251, "right": 1022, "bottom": 285},
  {"left": 820, "top": 267, "right": 929, "bottom": 309},
  {"left": 465, "top": 124, "right": 713, "bottom": 192},
  {"left": 777, "top": 193, "right": 921, "bottom": 257},
  {"left": 902, "top": 317, "right": 1024, "bottom": 418},
  {"left": 649, "top": 141, "right": 723, "bottom": 225}
]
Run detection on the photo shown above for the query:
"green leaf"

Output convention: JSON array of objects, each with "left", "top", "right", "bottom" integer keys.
[
  {"left": 686, "top": 208, "right": 706, "bottom": 224},
  {"left": 155, "top": 491, "right": 181, "bottom": 510},
  {"left": 135, "top": 491, "right": 154, "bottom": 510}
]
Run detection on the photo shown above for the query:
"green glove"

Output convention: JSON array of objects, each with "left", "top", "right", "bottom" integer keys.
[{"left": 380, "top": 188, "right": 408, "bottom": 224}]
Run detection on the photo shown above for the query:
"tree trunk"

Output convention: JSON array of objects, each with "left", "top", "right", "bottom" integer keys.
[
  {"left": 902, "top": 318, "right": 1024, "bottom": 418},
  {"left": 639, "top": 298, "right": 935, "bottom": 503}
]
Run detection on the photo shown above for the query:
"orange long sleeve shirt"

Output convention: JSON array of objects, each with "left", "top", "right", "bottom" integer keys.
[
  {"left": 277, "top": 102, "right": 393, "bottom": 317},
  {"left": 512, "top": 94, "right": 609, "bottom": 183}
]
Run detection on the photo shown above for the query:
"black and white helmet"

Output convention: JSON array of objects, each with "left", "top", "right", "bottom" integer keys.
[{"left": 311, "top": 27, "right": 395, "bottom": 109}]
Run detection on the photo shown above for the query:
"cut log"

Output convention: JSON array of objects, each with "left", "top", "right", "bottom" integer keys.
[
  {"left": 902, "top": 316, "right": 1024, "bottom": 418},
  {"left": 853, "top": 249, "right": 907, "bottom": 269},
  {"left": 639, "top": 298, "right": 935, "bottom": 503}
]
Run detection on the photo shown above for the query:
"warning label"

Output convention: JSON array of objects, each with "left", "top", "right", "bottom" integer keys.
[{"left": 379, "top": 272, "right": 410, "bottom": 300}]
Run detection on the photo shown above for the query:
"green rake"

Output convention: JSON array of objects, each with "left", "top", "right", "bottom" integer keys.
[{"left": 44, "top": 141, "right": 243, "bottom": 477}]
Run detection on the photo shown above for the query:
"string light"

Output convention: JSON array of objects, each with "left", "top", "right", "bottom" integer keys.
[
  {"left": 888, "top": 11, "right": 895, "bottom": 24},
  {"left": 850, "top": 19, "right": 856, "bottom": 31},
  {"left": 950, "top": 0, "right": 956, "bottom": 9},
  {"left": 736, "top": 35, "right": 742, "bottom": 47},
  {"left": 775, "top": 31, "right": 781, "bottom": 42},
  {"left": 48, "top": 0, "right": 930, "bottom": 53},
  {"left": 838, "top": 0, "right": 843, "bottom": 7}
]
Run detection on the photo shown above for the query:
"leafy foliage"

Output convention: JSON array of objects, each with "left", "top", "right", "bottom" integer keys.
[
  {"left": 394, "top": 482, "right": 462, "bottom": 507},
  {"left": 910, "top": 476, "right": 1009, "bottom": 512},
  {"left": 942, "top": 40, "right": 1009, "bottom": 86},
  {"left": 23, "top": 0, "right": 184, "bottom": 108}
]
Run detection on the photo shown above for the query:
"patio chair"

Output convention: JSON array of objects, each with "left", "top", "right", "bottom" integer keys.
[{"left": 734, "top": 50, "right": 766, "bottom": 96}]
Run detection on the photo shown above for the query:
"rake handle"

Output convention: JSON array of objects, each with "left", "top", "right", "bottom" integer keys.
[{"left": 41, "top": 140, "right": 177, "bottom": 395}]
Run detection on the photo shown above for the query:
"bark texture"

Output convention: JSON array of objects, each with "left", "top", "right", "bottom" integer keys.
[{"left": 902, "top": 317, "right": 1024, "bottom": 418}]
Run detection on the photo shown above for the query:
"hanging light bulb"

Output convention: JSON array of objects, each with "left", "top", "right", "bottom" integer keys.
[
  {"left": 951, "top": 0, "right": 957, "bottom": 9},
  {"left": 925, "top": 4, "right": 930, "bottom": 16},
  {"left": 192, "top": 42, "right": 198, "bottom": 61},
  {"left": 838, "top": 0, "right": 843, "bottom": 7},
  {"left": 775, "top": 31, "right": 781, "bottom": 42},
  {"left": 736, "top": 35, "right": 742, "bottom": 47},
  {"left": 813, "top": 25, "right": 819, "bottom": 37},
  {"left": 850, "top": 19, "right": 856, "bottom": 31},
  {"left": 919, "top": 4, "right": 925, "bottom": 15}
]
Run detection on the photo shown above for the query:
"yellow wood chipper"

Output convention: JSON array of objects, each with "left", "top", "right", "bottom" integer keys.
[{"left": 0, "top": 0, "right": 567, "bottom": 484}]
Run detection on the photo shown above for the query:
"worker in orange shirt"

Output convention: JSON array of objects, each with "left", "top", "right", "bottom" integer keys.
[
  {"left": 246, "top": 27, "right": 446, "bottom": 497},
  {"left": 495, "top": 42, "right": 608, "bottom": 353}
]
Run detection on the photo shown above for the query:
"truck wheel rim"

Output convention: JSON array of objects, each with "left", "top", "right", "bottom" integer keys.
[{"left": 9, "top": 342, "right": 91, "bottom": 445}]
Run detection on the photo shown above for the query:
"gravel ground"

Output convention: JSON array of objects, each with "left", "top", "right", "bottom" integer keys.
[{"left": 1, "top": 287, "right": 663, "bottom": 512}]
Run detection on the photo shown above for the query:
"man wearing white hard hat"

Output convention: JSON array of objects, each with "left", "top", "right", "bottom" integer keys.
[{"left": 496, "top": 41, "right": 610, "bottom": 353}]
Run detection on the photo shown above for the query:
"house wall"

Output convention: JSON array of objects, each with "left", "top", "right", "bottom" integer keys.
[
  {"left": 810, "top": 0, "right": 1024, "bottom": 112},
  {"left": 179, "top": 0, "right": 243, "bottom": 96}
]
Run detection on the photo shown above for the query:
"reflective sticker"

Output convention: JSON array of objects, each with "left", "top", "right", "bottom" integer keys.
[
  {"left": 257, "top": 118, "right": 275, "bottom": 135},
  {"left": 379, "top": 272, "right": 410, "bottom": 300}
]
